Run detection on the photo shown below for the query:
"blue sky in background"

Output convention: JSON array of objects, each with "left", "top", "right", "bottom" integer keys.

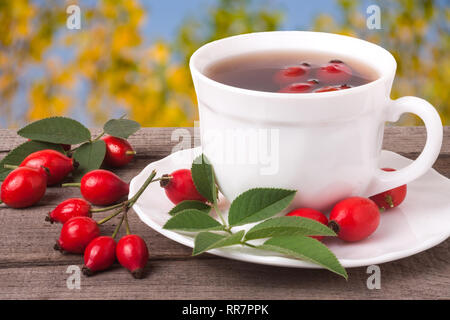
[{"left": 143, "top": 0, "right": 341, "bottom": 41}]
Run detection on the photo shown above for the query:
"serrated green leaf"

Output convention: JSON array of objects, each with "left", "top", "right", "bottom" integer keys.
[
  {"left": 260, "top": 235, "right": 347, "bottom": 279},
  {"left": 17, "top": 117, "right": 91, "bottom": 144},
  {"left": 0, "top": 141, "right": 64, "bottom": 181},
  {"left": 163, "top": 209, "right": 223, "bottom": 232},
  {"left": 193, "top": 230, "right": 245, "bottom": 255},
  {"left": 228, "top": 188, "right": 296, "bottom": 226},
  {"left": 169, "top": 200, "right": 211, "bottom": 216},
  {"left": 103, "top": 118, "right": 141, "bottom": 139},
  {"left": 245, "top": 216, "right": 336, "bottom": 240},
  {"left": 72, "top": 140, "right": 106, "bottom": 181},
  {"left": 191, "top": 154, "right": 216, "bottom": 203}
]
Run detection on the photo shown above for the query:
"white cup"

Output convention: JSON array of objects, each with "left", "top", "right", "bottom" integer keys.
[{"left": 190, "top": 31, "right": 443, "bottom": 210}]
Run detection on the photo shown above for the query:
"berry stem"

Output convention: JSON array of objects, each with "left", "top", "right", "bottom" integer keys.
[
  {"left": 127, "top": 169, "right": 157, "bottom": 207},
  {"left": 124, "top": 209, "right": 131, "bottom": 235},
  {"left": 112, "top": 213, "right": 125, "bottom": 239},
  {"left": 97, "top": 207, "right": 125, "bottom": 225},
  {"left": 91, "top": 131, "right": 105, "bottom": 143},
  {"left": 3, "top": 164, "right": 19, "bottom": 170},
  {"left": 61, "top": 182, "right": 81, "bottom": 188},
  {"left": 385, "top": 195, "right": 394, "bottom": 208},
  {"left": 126, "top": 151, "right": 137, "bottom": 156},
  {"left": 90, "top": 202, "right": 128, "bottom": 213}
]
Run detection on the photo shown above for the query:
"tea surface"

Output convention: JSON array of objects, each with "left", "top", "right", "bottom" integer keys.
[{"left": 204, "top": 50, "right": 378, "bottom": 93}]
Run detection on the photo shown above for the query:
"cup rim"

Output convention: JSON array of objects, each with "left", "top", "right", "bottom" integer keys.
[{"left": 189, "top": 31, "right": 397, "bottom": 99}]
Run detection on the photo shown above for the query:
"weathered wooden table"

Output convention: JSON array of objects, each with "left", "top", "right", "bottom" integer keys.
[{"left": 0, "top": 127, "right": 448, "bottom": 300}]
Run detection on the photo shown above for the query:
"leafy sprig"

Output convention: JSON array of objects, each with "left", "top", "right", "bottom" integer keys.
[{"left": 163, "top": 154, "right": 348, "bottom": 279}]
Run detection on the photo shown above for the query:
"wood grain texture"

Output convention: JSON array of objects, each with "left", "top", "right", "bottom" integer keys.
[{"left": 0, "top": 127, "right": 449, "bottom": 300}]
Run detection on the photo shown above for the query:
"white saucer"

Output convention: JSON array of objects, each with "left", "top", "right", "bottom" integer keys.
[{"left": 129, "top": 147, "right": 450, "bottom": 269}]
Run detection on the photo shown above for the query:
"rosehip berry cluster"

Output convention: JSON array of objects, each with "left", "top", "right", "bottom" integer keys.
[
  {"left": 0, "top": 148, "right": 79, "bottom": 208},
  {"left": 275, "top": 59, "right": 356, "bottom": 94},
  {"left": 48, "top": 169, "right": 157, "bottom": 279}
]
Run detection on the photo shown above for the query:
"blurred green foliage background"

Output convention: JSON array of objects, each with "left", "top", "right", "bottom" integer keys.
[{"left": 0, "top": 0, "right": 448, "bottom": 128}]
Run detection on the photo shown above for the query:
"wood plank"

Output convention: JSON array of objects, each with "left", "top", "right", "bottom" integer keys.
[
  {"left": 1, "top": 126, "right": 450, "bottom": 154},
  {"left": 0, "top": 240, "right": 448, "bottom": 299}
]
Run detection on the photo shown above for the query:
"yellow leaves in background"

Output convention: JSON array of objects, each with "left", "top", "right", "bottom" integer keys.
[
  {"left": 29, "top": 82, "right": 72, "bottom": 119},
  {"left": 0, "top": 0, "right": 448, "bottom": 127},
  {"left": 149, "top": 42, "right": 170, "bottom": 65}
]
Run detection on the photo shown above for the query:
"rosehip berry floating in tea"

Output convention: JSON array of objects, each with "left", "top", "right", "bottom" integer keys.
[
  {"left": 80, "top": 170, "right": 130, "bottom": 206},
  {"left": 54, "top": 216, "right": 100, "bottom": 254},
  {"left": 116, "top": 234, "right": 149, "bottom": 279},
  {"left": 160, "top": 169, "right": 207, "bottom": 204},
  {"left": 314, "top": 84, "right": 352, "bottom": 93},
  {"left": 46, "top": 198, "right": 92, "bottom": 224},
  {"left": 20, "top": 149, "right": 78, "bottom": 186},
  {"left": 82, "top": 236, "right": 117, "bottom": 276},
  {"left": 286, "top": 208, "right": 329, "bottom": 241},
  {"left": 278, "top": 80, "right": 318, "bottom": 93},
  {"left": 0, "top": 167, "right": 48, "bottom": 208},
  {"left": 369, "top": 168, "right": 407, "bottom": 211},
  {"left": 274, "top": 63, "right": 311, "bottom": 85},
  {"left": 101, "top": 135, "right": 136, "bottom": 168},
  {"left": 316, "top": 60, "right": 352, "bottom": 84},
  {"left": 328, "top": 197, "right": 380, "bottom": 242}
]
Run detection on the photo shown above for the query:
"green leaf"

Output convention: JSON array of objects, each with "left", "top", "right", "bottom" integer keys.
[
  {"left": 191, "top": 154, "right": 216, "bottom": 203},
  {"left": 245, "top": 216, "right": 336, "bottom": 240},
  {"left": 169, "top": 200, "right": 211, "bottom": 216},
  {"left": 72, "top": 140, "right": 106, "bottom": 181},
  {"left": 17, "top": 117, "right": 91, "bottom": 144},
  {"left": 163, "top": 209, "right": 223, "bottom": 232},
  {"left": 228, "top": 188, "right": 296, "bottom": 226},
  {"left": 260, "top": 235, "right": 347, "bottom": 279},
  {"left": 193, "top": 230, "right": 245, "bottom": 255},
  {"left": 0, "top": 141, "right": 64, "bottom": 181},
  {"left": 103, "top": 118, "right": 141, "bottom": 139}
]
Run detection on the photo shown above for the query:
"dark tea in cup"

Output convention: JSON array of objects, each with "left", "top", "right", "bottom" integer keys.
[{"left": 205, "top": 50, "right": 378, "bottom": 93}]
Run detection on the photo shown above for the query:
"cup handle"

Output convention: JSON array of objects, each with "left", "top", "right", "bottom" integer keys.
[{"left": 365, "top": 96, "right": 443, "bottom": 196}]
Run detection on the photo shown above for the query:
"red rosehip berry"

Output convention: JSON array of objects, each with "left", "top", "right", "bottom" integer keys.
[
  {"left": 54, "top": 216, "right": 100, "bottom": 254},
  {"left": 278, "top": 79, "right": 318, "bottom": 93},
  {"left": 316, "top": 60, "right": 352, "bottom": 84},
  {"left": 46, "top": 198, "right": 92, "bottom": 224},
  {"left": 101, "top": 136, "right": 136, "bottom": 168},
  {"left": 160, "top": 169, "right": 207, "bottom": 205},
  {"left": 20, "top": 149, "right": 77, "bottom": 186},
  {"left": 82, "top": 236, "right": 116, "bottom": 276},
  {"left": 286, "top": 208, "right": 329, "bottom": 241},
  {"left": 328, "top": 197, "right": 380, "bottom": 242},
  {"left": 314, "top": 84, "right": 352, "bottom": 93},
  {"left": 80, "top": 170, "right": 129, "bottom": 206},
  {"left": 369, "top": 168, "right": 407, "bottom": 211},
  {"left": 274, "top": 63, "right": 311, "bottom": 86},
  {"left": 0, "top": 167, "right": 48, "bottom": 208},
  {"left": 116, "top": 234, "right": 149, "bottom": 279}
]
